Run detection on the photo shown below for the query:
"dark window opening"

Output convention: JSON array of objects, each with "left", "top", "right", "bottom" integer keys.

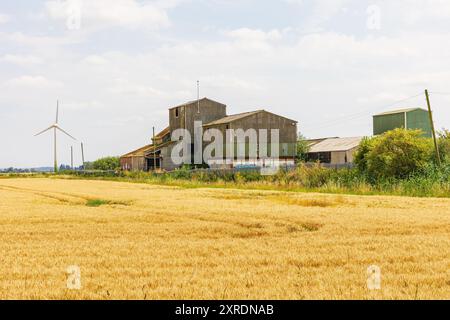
[
  {"left": 307, "top": 152, "right": 331, "bottom": 164},
  {"left": 175, "top": 108, "right": 179, "bottom": 118}
]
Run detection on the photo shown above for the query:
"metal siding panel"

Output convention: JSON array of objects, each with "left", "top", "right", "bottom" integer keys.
[
  {"left": 406, "top": 110, "right": 432, "bottom": 137},
  {"left": 373, "top": 113, "right": 405, "bottom": 135}
]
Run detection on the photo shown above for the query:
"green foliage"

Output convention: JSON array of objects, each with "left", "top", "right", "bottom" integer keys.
[
  {"left": 57, "top": 129, "right": 450, "bottom": 198},
  {"left": 296, "top": 133, "right": 310, "bottom": 162},
  {"left": 86, "top": 199, "right": 110, "bottom": 207},
  {"left": 56, "top": 162, "right": 450, "bottom": 198},
  {"left": 355, "top": 129, "right": 433, "bottom": 180},
  {"left": 438, "top": 129, "right": 450, "bottom": 164},
  {"left": 92, "top": 156, "right": 120, "bottom": 171},
  {"left": 83, "top": 162, "right": 94, "bottom": 170},
  {"left": 354, "top": 137, "right": 374, "bottom": 173}
]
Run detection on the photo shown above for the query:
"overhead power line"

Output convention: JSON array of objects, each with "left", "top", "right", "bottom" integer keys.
[
  {"left": 302, "top": 92, "right": 424, "bottom": 131},
  {"left": 430, "top": 91, "right": 450, "bottom": 96}
]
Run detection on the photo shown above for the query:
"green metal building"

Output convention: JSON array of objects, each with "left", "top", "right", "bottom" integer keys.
[{"left": 373, "top": 108, "right": 432, "bottom": 137}]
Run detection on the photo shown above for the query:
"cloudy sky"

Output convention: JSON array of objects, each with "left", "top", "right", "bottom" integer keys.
[{"left": 1, "top": 0, "right": 450, "bottom": 168}]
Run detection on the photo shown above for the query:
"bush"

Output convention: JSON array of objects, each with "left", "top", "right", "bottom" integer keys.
[
  {"left": 92, "top": 156, "right": 120, "bottom": 171},
  {"left": 438, "top": 130, "right": 450, "bottom": 164},
  {"left": 355, "top": 129, "right": 433, "bottom": 180},
  {"left": 354, "top": 137, "right": 374, "bottom": 173},
  {"left": 296, "top": 133, "right": 310, "bottom": 163}
]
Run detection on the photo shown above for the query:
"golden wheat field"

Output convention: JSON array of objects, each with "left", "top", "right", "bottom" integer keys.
[{"left": 0, "top": 177, "right": 449, "bottom": 300}]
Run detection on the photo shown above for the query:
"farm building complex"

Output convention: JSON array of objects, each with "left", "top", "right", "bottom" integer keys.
[
  {"left": 120, "top": 98, "right": 298, "bottom": 171},
  {"left": 120, "top": 97, "right": 435, "bottom": 171}
]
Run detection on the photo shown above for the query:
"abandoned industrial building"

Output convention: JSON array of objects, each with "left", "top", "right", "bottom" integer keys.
[{"left": 120, "top": 98, "right": 298, "bottom": 171}]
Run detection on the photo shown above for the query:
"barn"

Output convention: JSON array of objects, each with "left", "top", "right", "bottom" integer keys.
[
  {"left": 373, "top": 108, "right": 432, "bottom": 137},
  {"left": 120, "top": 127, "right": 170, "bottom": 171},
  {"left": 119, "top": 144, "right": 153, "bottom": 171},
  {"left": 306, "top": 137, "right": 363, "bottom": 165},
  {"left": 203, "top": 110, "right": 298, "bottom": 168}
]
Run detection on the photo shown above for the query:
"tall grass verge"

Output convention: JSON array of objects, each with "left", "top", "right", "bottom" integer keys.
[{"left": 44, "top": 163, "right": 450, "bottom": 198}]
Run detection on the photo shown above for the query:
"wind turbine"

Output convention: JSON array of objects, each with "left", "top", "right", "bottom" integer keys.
[{"left": 35, "top": 101, "right": 76, "bottom": 172}]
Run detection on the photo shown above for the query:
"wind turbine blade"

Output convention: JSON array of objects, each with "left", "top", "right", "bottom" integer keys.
[
  {"left": 56, "top": 100, "right": 59, "bottom": 124},
  {"left": 34, "top": 125, "right": 55, "bottom": 137},
  {"left": 57, "top": 126, "right": 76, "bottom": 140}
]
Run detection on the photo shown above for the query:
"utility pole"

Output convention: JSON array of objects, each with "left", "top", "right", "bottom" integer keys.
[
  {"left": 425, "top": 89, "right": 441, "bottom": 166},
  {"left": 81, "top": 142, "right": 85, "bottom": 170},
  {"left": 153, "top": 127, "right": 157, "bottom": 171},
  {"left": 71, "top": 146, "right": 74, "bottom": 170}
]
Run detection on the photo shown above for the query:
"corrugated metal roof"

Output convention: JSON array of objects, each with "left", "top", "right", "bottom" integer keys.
[
  {"left": 308, "top": 137, "right": 364, "bottom": 153},
  {"left": 155, "top": 126, "right": 170, "bottom": 138},
  {"left": 306, "top": 137, "right": 339, "bottom": 147},
  {"left": 203, "top": 110, "right": 264, "bottom": 126},
  {"left": 204, "top": 110, "right": 298, "bottom": 126},
  {"left": 169, "top": 97, "right": 226, "bottom": 110},
  {"left": 374, "top": 107, "right": 426, "bottom": 116},
  {"left": 121, "top": 144, "right": 153, "bottom": 158},
  {"left": 144, "top": 140, "right": 175, "bottom": 156}
]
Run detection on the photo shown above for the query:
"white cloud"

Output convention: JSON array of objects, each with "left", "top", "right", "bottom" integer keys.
[
  {"left": 107, "top": 78, "right": 166, "bottom": 97},
  {"left": 83, "top": 55, "right": 108, "bottom": 65},
  {"left": 45, "top": 0, "right": 171, "bottom": 31},
  {"left": 225, "top": 28, "right": 282, "bottom": 42},
  {"left": 0, "top": 13, "right": 10, "bottom": 24},
  {"left": 3, "top": 31, "right": 83, "bottom": 47},
  {"left": 1, "top": 54, "right": 43, "bottom": 66},
  {"left": 389, "top": 0, "right": 450, "bottom": 24},
  {"left": 62, "top": 100, "right": 105, "bottom": 111},
  {"left": 3, "top": 1, "right": 450, "bottom": 167},
  {"left": 4, "top": 76, "right": 63, "bottom": 89},
  {"left": 285, "top": 0, "right": 351, "bottom": 31}
]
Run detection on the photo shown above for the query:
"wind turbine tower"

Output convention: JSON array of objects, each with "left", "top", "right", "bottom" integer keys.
[{"left": 35, "top": 101, "right": 76, "bottom": 172}]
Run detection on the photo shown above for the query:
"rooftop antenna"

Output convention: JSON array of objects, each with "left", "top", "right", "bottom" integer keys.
[
  {"left": 34, "top": 100, "right": 77, "bottom": 173},
  {"left": 197, "top": 80, "right": 200, "bottom": 113}
]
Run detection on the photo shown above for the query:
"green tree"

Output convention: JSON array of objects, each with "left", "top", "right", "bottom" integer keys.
[
  {"left": 296, "top": 133, "right": 310, "bottom": 162},
  {"left": 438, "top": 129, "right": 450, "bottom": 164},
  {"left": 354, "top": 137, "right": 374, "bottom": 173},
  {"left": 92, "top": 156, "right": 120, "bottom": 171},
  {"left": 355, "top": 129, "right": 433, "bottom": 180}
]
